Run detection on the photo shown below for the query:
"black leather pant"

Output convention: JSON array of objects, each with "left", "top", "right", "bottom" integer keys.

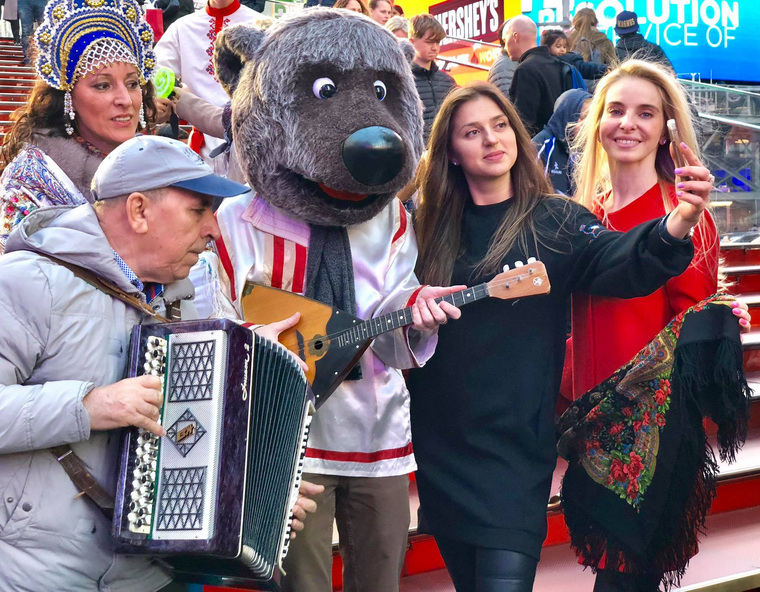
[{"left": 435, "top": 536, "right": 538, "bottom": 592}]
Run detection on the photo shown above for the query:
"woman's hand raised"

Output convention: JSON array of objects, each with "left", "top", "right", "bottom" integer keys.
[{"left": 666, "top": 142, "right": 714, "bottom": 239}]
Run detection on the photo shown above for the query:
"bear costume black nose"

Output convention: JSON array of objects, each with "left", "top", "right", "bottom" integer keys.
[{"left": 342, "top": 126, "right": 404, "bottom": 186}]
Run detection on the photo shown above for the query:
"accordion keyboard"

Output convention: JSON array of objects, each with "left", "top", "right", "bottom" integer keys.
[
  {"left": 128, "top": 336, "right": 167, "bottom": 534},
  {"left": 281, "top": 410, "right": 312, "bottom": 563}
]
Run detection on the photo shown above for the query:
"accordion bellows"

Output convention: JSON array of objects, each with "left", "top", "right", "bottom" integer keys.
[{"left": 112, "top": 319, "right": 314, "bottom": 584}]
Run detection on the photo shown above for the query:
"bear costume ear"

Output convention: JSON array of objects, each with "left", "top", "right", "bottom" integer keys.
[
  {"left": 398, "top": 39, "right": 416, "bottom": 64},
  {"left": 214, "top": 23, "right": 267, "bottom": 97}
]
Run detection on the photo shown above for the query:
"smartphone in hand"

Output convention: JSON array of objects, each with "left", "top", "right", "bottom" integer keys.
[{"left": 667, "top": 119, "right": 690, "bottom": 179}]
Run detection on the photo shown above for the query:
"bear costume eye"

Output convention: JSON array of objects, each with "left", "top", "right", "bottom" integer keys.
[
  {"left": 374, "top": 80, "right": 387, "bottom": 101},
  {"left": 313, "top": 77, "right": 337, "bottom": 99}
]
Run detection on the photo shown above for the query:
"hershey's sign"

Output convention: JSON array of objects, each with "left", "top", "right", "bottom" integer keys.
[{"left": 430, "top": 0, "right": 504, "bottom": 49}]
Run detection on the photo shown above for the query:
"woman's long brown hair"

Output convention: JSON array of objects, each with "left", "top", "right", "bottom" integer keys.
[
  {"left": 1, "top": 77, "right": 157, "bottom": 174},
  {"left": 415, "top": 81, "right": 554, "bottom": 287},
  {"left": 333, "top": 0, "right": 369, "bottom": 15}
]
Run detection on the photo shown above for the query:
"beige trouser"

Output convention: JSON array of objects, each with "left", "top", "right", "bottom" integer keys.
[{"left": 281, "top": 473, "right": 411, "bottom": 592}]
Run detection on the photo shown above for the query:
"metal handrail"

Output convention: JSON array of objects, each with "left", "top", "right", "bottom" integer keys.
[
  {"left": 680, "top": 79, "right": 760, "bottom": 99},
  {"left": 442, "top": 34, "right": 499, "bottom": 48},
  {"left": 697, "top": 112, "right": 760, "bottom": 133},
  {"left": 437, "top": 56, "right": 489, "bottom": 71},
  {"left": 265, "top": 0, "right": 304, "bottom": 6},
  {"left": 536, "top": 20, "right": 571, "bottom": 28}
]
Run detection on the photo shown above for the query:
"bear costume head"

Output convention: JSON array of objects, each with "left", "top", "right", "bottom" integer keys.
[{"left": 214, "top": 9, "right": 424, "bottom": 227}]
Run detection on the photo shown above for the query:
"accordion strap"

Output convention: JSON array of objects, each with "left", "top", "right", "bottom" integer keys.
[
  {"left": 41, "top": 253, "right": 170, "bottom": 322},
  {"left": 37, "top": 254, "right": 170, "bottom": 519},
  {"left": 49, "top": 445, "right": 114, "bottom": 519}
]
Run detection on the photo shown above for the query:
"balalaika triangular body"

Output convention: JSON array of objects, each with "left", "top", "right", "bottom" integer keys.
[{"left": 241, "top": 283, "right": 368, "bottom": 409}]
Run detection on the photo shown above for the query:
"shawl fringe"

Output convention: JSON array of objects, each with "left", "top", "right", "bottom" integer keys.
[{"left": 674, "top": 337, "right": 751, "bottom": 462}]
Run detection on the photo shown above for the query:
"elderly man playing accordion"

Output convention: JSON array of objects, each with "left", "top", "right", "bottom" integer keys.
[{"left": 0, "top": 135, "right": 321, "bottom": 592}]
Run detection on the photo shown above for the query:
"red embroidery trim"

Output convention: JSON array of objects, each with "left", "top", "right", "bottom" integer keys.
[
  {"left": 293, "top": 243, "right": 307, "bottom": 294},
  {"left": 305, "top": 442, "right": 413, "bottom": 463},
  {"left": 204, "top": 6, "right": 235, "bottom": 80},
  {"left": 215, "top": 232, "right": 237, "bottom": 301},
  {"left": 272, "top": 236, "right": 285, "bottom": 289}
]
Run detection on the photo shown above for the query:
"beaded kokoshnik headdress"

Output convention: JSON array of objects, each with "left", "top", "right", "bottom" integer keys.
[{"left": 33, "top": 0, "right": 156, "bottom": 135}]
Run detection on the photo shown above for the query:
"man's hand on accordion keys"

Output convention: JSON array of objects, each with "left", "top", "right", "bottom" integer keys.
[
  {"left": 290, "top": 480, "right": 325, "bottom": 539},
  {"left": 83, "top": 375, "right": 167, "bottom": 437}
]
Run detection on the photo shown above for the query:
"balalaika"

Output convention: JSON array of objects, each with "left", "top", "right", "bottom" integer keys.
[{"left": 112, "top": 319, "right": 314, "bottom": 587}]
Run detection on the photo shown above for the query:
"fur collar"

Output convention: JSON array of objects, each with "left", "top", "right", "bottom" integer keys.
[{"left": 32, "top": 132, "right": 103, "bottom": 202}]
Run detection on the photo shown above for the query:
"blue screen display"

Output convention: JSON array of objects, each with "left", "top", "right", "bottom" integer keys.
[{"left": 523, "top": 1, "right": 759, "bottom": 83}]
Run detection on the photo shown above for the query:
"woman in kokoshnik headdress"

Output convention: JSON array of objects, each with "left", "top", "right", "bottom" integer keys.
[{"left": 0, "top": 0, "right": 159, "bottom": 250}]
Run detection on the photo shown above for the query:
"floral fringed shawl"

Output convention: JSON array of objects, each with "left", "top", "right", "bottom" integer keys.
[
  {"left": 557, "top": 296, "right": 752, "bottom": 590},
  {"left": 0, "top": 145, "right": 87, "bottom": 250}
]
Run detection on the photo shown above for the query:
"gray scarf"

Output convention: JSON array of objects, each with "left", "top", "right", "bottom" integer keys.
[{"left": 304, "top": 225, "right": 362, "bottom": 380}]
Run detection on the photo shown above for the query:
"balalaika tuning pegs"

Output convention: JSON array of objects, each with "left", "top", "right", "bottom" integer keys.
[
  {"left": 514, "top": 261, "right": 524, "bottom": 268},
  {"left": 527, "top": 257, "right": 536, "bottom": 263},
  {"left": 502, "top": 264, "right": 510, "bottom": 272}
]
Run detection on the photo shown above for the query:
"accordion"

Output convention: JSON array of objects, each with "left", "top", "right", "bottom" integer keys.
[{"left": 112, "top": 319, "right": 314, "bottom": 587}]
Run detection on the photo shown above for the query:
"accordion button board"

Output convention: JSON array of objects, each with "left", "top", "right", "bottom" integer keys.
[
  {"left": 127, "top": 336, "right": 166, "bottom": 534},
  {"left": 112, "top": 319, "right": 314, "bottom": 585}
]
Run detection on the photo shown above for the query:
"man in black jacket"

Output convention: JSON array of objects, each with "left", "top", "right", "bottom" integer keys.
[
  {"left": 614, "top": 10, "right": 673, "bottom": 70},
  {"left": 506, "top": 15, "right": 565, "bottom": 136},
  {"left": 409, "top": 14, "right": 456, "bottom": 143}
]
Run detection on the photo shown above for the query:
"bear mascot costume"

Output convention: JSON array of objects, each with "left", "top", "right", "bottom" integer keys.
[{"left": 194, "top": 9, "right": 457, "bottom": 592}]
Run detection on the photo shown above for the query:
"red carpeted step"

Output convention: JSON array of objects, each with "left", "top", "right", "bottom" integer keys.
[
  {"left": 738, "top": 293, "right": 760, "bottom": 308},
  {"left": 396, "top": 508, "right": 760, "bottom": 591},
  {"left": 725, "top": 266, "right": 760, "bottom": 294},
  {"left": 742, "top": 329, "right": 760, "bottom": 353},
  {"left": 537, "top": 506, "right": 760, "bottom": 592},
  {"left": 722, "top": 243, "right": 760, "bottom": 267}
]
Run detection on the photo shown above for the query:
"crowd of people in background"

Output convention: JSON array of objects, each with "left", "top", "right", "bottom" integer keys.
[{"left": 1, "top": 2, "right": 751, "bottom": 592}]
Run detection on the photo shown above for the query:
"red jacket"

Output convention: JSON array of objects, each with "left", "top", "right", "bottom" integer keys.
[{"left": 567, "top": 183, "right": 719, "bottom": 399}]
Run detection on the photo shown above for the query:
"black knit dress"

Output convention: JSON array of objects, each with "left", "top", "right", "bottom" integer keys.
[{"left": 407, "top": 196, "right": 693, "bottom": 560}]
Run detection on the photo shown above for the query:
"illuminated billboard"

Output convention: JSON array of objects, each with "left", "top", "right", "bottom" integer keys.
[{"left": 523, "top": 1, "right": 760, "bottom": 83}]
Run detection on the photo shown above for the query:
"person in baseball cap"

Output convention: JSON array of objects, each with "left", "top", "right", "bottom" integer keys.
[
  {"left": 0, "top": 133, "right": 321, "bottom": 592},
  {"left": 91, "top": 135, "right": 250, "bottom": 286},
  {"left": 615, "top": 10, "right": 639, "bottom": 35},
  {"left": 91, "top": 134, "right": 249, "bottom": 205},
  {"left": 613, "top": 9, "right": 673, "bottom": 69}
]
